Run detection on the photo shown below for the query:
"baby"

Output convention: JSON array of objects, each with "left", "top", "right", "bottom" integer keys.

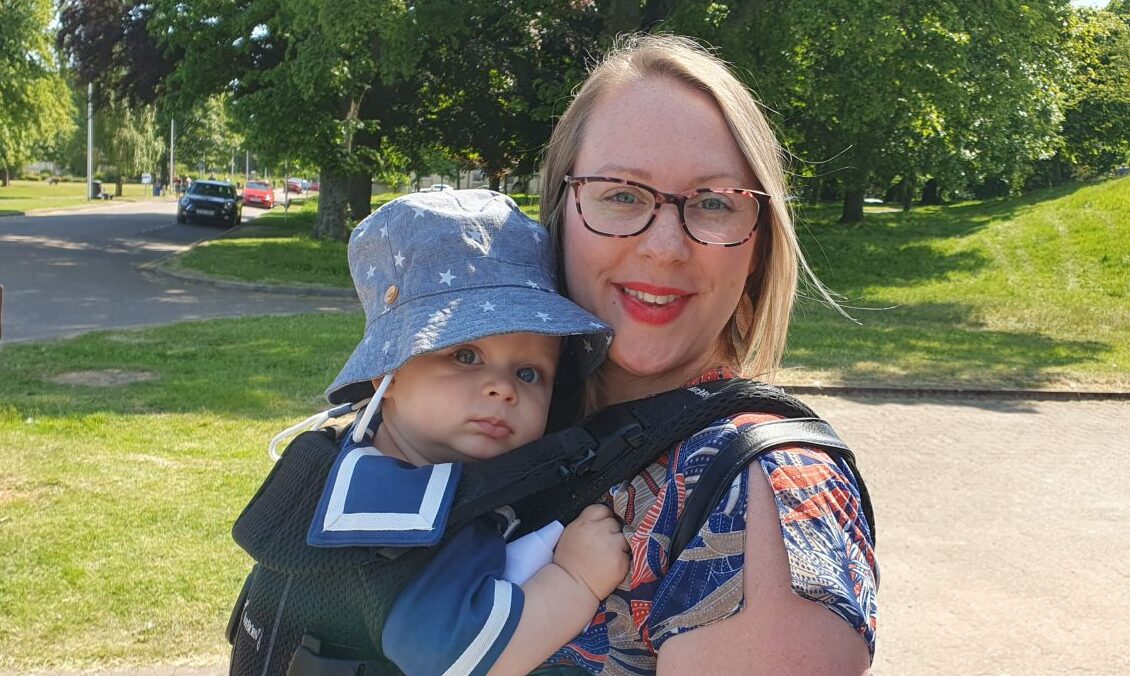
[{"left": 309, "top": 189, "right": 628, "bottom": 675}]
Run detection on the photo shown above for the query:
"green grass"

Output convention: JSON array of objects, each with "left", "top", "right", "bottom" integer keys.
[
  {"left": 178, "top": 178, "right": 1130, "bottom": 390},
  {"left": 0, "top": 179, "right": 154, "bottom": 216},
  {"left": 0, "top": 314, "right": 364, "bottom": 669},
  {"left": 786, "top": 178, "right": 1130, "bottom": 389}
]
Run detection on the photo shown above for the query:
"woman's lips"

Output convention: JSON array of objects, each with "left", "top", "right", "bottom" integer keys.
[
  {"left": 471, "top": 418, "right": 512, "bottom": 439},
  {"left": 617, "top": 283, "right": 690, "bottom": 325}
]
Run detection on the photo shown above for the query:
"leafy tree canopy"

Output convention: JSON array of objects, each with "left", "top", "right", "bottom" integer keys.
[{"left": 1, "top": 0, "right": 75, "bottom": 184}]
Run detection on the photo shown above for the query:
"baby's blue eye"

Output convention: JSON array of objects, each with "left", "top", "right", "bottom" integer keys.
[
  {"left": 454, "top": 348, "right": 479, "bottom": 365},
  {"left": 516, "top": 367, "right": 541, "bottom": 384}
]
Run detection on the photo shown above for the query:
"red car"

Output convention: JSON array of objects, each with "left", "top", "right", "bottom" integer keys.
[{"left": 242, "top": 180, "right": 275, "bottom": 208}]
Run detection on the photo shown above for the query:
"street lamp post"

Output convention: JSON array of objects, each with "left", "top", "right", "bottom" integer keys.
[{"left": 86, "top": 82, "right": 93, "bottom": 200}]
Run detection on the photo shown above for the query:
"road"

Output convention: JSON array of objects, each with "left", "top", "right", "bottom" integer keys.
[{"left": 0, "top": 199, "right": 356, "bottom": 343}]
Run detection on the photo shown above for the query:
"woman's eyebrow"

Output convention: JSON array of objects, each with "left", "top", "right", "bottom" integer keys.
[{"left": 586, "top": 165, "right": 748, "bottom": 186}]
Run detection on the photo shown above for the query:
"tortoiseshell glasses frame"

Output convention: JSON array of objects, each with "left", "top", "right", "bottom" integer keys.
[{"left": 564, "top": 175, "right": 771, "bottom": 247}]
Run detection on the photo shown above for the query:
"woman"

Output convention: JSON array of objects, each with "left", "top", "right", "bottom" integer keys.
[{"left": 538, "top": 34, "right": 878, "bottom": 674}]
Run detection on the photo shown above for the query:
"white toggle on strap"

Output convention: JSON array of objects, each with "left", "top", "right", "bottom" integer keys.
[
  {"left": 267, "top": 400, "right": 365, "bottom": 462},
  {"left": 352, "top": 374, "right": 394, "bottom": 444}
]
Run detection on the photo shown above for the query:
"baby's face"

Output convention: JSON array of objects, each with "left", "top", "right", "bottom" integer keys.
[{"left": 374, "top": 332, "right": 561, "bottom": 465}]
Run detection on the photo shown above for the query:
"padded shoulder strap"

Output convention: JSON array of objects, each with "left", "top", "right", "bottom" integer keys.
[
  {"left": 501, "top": 379, "right": 820, "bottom": 535},
  {"left": 669, "top": 417, "right": 876, "bottom": 562}
]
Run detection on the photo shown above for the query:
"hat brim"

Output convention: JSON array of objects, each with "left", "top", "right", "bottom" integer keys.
[{"left": 326, "top": 285, "right": 610, "bottom": 404}]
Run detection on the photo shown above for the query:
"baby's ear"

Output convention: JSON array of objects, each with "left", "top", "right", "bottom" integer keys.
[{"left": 374, "top": 377, "right": 394, "bottom": 399}]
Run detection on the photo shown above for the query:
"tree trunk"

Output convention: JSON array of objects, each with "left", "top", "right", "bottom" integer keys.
[
  {"left": 348, "top": 172, "right": 373, "bottom": 222},
  {"left": 900, "top": 178, "right": 914, "bottom": 212},
  {"left": 920, "top": 178, "right": 942, "bottom": 205},
  {"left": 489, "top": 173, "right": 502, "bottom": 191},
  {"left": 115, "top": 176, "right": 124, "bottom": 197},
  {"left": 2, "top": 166, "right": 9, "bottom": 187},
  {"left": 840, "top": 190, "right": 865, "bottom": 223},
  {"left": 313, "top": 168, "right": 351, "bottom": 240}
]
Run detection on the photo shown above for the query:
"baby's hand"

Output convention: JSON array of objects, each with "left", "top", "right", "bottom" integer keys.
[{"left": 553, "top": 504, "right": 629, "bottom": 602}]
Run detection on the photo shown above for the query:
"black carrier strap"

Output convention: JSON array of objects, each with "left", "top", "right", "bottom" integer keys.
[
  {"left": 491, "top": 378, "right": 819, "bottom": 536},
  {"left": 669, "top": 417, "right": 877, "bottom": 562}
]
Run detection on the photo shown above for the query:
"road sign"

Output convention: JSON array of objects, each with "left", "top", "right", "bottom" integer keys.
[{"left": 141, "top": 173, "right": 153, "bottom": 185}]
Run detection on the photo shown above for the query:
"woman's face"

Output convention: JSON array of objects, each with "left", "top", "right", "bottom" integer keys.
[{"left": 563, "top": 77, "right": 760, "bottom": 396}]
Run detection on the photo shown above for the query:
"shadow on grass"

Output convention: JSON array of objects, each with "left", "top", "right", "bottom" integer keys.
[
  {"left": 0, "top": 209, "right": 21, "bottom": 217},
  {"left": 795, "top": 182, "right": 1094, "bottom": 291},
  {"left": 787, "top": 300, "right": 1110, "bottom": 391}
]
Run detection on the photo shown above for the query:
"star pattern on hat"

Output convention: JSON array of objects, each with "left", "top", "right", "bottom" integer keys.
[
  {"left": 394, "top": 251, "right": 405, "bottom": 267},
  {"left": 582, "top": 339, "right": 593, "bottom": 353},
  {"left": 383, "top": 341, "right": 391, "bottom": 354},
  {"left": 379, "top": 224, "right": 389, "bottom": 238},
  {"left": 480, "top": 302, "right": 496, "bottom": 312},
  {"left": 354, "top": 225, "right": 367, "bottom": 240},
  {"left": 439, "top": 270, "right": 456, "bottom": 286},
  {"left": 536, "top": 312, "right": 550, "bottom": 322},
  {"left": 530, "top": 230, "right": 541, "bottom": 243},
  {"left": 411, "top": 204, "right": 428, "bottom": 219},
  {"left": 525, "top": 279, "right": 539, "bottom": 289},
  {"left": 366, "top": 265, "right": 376, "bottom": 278}
]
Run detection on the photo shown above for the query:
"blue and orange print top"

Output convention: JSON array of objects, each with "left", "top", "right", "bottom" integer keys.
[{"left": 545, "top": 368, "right": 879, "bottom": 673}]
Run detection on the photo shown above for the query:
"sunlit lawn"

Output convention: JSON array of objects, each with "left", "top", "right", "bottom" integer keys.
[
  {"left": 0, "top": 179, "right": 154, "bottom": 216},
  {"left": 0, "top": 315, "right": 362, "bottom": 669},
  {"left": 786, "top": 178, "right": 1129, "bottom": 390}
]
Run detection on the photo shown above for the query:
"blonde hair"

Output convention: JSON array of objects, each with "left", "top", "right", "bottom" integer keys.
[{"left": 540, "top": 33, "right": 833, "bottom": 381}]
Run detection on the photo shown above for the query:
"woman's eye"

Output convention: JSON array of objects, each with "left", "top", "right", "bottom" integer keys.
[
  {"left": 516, "top": 367, "right": 542, "bottom": 384},
  {"left": 453, "top": 348, "right": 480, "bottom": 365},
  {"left": 609, "top": 191, "right": 637, "bottom": 204},
  {"left": 695, "top": 195, "right": 732, "bottom": 212}
]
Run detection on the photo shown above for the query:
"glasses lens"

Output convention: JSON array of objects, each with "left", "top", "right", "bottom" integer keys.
[
  {"left": 684, "top": 191, "right": 759, "bottom": 244},
  {"left": 576, "top": 181, "right": 654, "bottom": 236}
]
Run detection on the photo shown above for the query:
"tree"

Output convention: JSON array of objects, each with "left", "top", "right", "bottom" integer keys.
[
  {"left": 0, "top": 0, "right": 75, "bottom": 185},
  {"left": 144, "top": 0, "right": 414, "bottom": 240},
  {"left": 1058, "top": 7, "right": 1130, "bottom": 177},
  {"left": 172, "top": 95, "right": 242, "bottom": 180},
  {"left": 96, "top": 97, "right": 165, "bottom": 195},
  {"left": 56, "top": 0, "right": 171, "bottom": 106},
  {"left": 668, "top": 0, "right": 1068, "bottom": 221}
]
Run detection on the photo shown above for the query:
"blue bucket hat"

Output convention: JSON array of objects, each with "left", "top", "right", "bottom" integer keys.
[{"left": 325, "top": 189, "right": 611, "bottom": 405}]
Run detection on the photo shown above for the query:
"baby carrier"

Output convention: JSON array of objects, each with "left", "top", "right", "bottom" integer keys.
[{"left": 226, "top": 378, "right": 876, "bottom": 676}]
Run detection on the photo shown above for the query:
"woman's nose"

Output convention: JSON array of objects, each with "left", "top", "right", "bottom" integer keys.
[{"left": 636, "top": 203, "right": 691, "bottom": 263}]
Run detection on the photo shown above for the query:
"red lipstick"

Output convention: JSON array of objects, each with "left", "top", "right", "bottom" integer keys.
[{"left": 617, "top": 282, "right": 691, "bottom": 325}]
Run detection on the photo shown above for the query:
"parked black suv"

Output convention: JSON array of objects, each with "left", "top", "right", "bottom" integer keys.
[{"left": 177, "top": 179, "right": 242, "bottom": 226}]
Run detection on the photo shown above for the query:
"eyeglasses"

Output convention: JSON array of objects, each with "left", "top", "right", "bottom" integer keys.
[{"left": 564, "top": 175, "right": 770, "bottom": 247}]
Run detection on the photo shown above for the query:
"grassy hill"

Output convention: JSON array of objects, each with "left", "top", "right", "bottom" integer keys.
[{"left": 786, "top": 177, "right": 1129, "bottom": 390}]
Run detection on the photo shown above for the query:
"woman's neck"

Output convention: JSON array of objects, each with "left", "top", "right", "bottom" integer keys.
[{"left": 594, "top": 356, "right": 739, "bottom": 408}]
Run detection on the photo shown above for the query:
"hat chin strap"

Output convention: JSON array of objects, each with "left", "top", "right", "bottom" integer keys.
[
  {"left": 265, "top": 374, "right": 395, "bottom": 461},
  {"left": 352, "top": 373, "right": 394, "bottom": 444}
]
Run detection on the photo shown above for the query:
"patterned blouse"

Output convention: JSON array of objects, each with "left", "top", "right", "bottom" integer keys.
[{"left": 545, "top": 368, "right": 879, "bottom": 674}]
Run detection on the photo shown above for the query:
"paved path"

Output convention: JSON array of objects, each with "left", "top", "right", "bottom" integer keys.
[{"left": 0, "top": 200, "right": 355, "bottom": 343}]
